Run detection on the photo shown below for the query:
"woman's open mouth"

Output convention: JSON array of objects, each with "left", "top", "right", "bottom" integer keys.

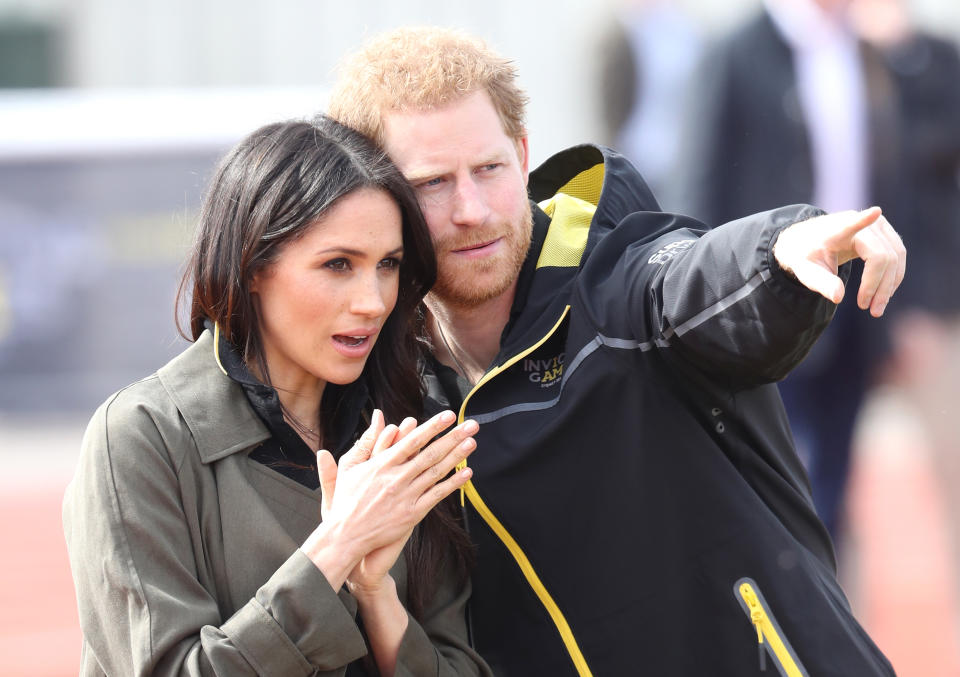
[
  {"left": 331, "top": 331, "right": 377, "bottom": 358},
  {"left": 333, "top": 335, "right": 369, "bottom": 347}
]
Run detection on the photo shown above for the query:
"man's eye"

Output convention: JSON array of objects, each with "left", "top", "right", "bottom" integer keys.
[
  {"left": 324, "top": 258, "right": 350, "bottom": 272},
  {"left": 418, "top": 177, "right": 445, "bottom": 189}
]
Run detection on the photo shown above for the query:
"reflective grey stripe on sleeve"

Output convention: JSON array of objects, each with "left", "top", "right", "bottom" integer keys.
[{"left": 667, "top": 269, "right": 771, "bottom": 339}]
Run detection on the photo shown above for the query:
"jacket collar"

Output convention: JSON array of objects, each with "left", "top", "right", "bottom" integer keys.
[
  {"left": 498, "top": 144, "right": 660, "bottom": 350},
  {"left": 527, "top": 144, "right": 660, "bottom": 261},
  {"left": 503, "top": 203, "right": 551, "bottom": 340},
  {"left": 157, "top": 329, "right": 271, "bottom": 464}
]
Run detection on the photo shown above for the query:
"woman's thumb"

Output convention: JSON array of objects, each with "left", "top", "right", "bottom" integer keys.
[{"left": 316, "top": 449, "right": 338, "bottom": 514}]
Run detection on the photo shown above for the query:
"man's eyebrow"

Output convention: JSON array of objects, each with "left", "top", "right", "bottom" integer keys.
[
  {"left": 478, "top": 151, "right": 509, "bottom": 164},
  {"left": 403, "top": 170, "right": 441, "bottom": 183},
  {"left": 404, "top": 154, "right": 509, "bottom": 183}
]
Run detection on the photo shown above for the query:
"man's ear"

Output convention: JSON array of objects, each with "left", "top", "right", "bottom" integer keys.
[{"left": 516, "top": 135, "right": 530, "bottom": 186}]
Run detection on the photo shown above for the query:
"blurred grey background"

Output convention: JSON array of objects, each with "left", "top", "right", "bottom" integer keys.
[
  {"left": 1, "top": 0, "right": 958, "bottom": 417},
  {"left": 1, "top": 1, "right": 959, "bottom": 675}
]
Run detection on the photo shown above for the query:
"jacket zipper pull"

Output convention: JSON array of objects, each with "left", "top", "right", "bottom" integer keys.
[{"left": 741, "top": 584, "right": 767, "bottom": 671}]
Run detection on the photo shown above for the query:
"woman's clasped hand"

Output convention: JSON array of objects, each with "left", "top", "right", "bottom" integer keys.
[{"left": 304, "top": 409, "right": 477, "bottom": 594}]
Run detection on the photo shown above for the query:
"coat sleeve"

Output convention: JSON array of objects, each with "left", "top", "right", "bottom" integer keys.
[
  {"left": 392, "top": 557, "right": 492, "bottom": 677},
  {"left": 63, "top": 388, "right": 368, "bottom": 676},
  {"left": 656, "top": 204, "right": 845, "bottom": 387},
  {"left": 578, "top": 204, "right": 846, "bottom": 390}
]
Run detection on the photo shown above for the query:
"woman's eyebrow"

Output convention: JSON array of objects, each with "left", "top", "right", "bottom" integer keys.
[{"left": 314, "top": 245, "right": 404, "bottom": 257}]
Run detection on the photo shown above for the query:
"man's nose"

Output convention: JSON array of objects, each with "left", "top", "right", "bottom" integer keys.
[{"left": 450, "top": 177, "right": 490, "bottom": 226}]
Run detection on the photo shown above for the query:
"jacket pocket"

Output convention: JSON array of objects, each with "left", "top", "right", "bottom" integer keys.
[{"left": 734, "top": 577, "right": 809, "bottom": 676}]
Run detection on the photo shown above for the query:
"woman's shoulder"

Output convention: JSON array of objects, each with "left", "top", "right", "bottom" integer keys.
[
  {"left": 96, "top": 332, "right": 268, "bottom": 467},
  {"left": 91, "top": 336, "right": 207, "bottom": 426},
  {"left": 82, "top": 350, "right": 204, "bottom": 476},
  {"left": 65, "top": 347, "right": 216, "bottom": 571},
  {"left": 83, "top": 331, "right": 268, "bottom": 475},
  {"left": 92, "top": 374, "right": 176, "bottom": 437}
]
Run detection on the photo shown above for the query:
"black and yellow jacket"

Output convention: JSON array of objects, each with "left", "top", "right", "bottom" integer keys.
[{"left": 426, "top": 145, "right": 894, "bottom": 676}]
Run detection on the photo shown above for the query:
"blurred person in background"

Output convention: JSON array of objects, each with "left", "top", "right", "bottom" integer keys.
[
  {"left": 329, "top": 26, "right": 902, "bottom": 676},
  {"left": 850, "top": 0, "right": 960, "bottom": 615},
  {"left": 63, "top": 116, "right": 492, "bottom": 677},
  {"left": 596, "top": 0, "right": 702, "bottom": 206},
  {"left": 674, "top": 0, "right": 907, "bottom": 546}
]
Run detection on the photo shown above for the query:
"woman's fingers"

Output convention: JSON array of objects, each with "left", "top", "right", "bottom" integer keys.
[
  {"left": 412, "top": 432, "right": 477, "bottom": 496},
  {"left": 409, "top": 418, "right": 478, "bottom": 477},
  {"left": 318, "top": 412, "right": 477, "bottom": 560},
  {"left": 381, "top": 410, "right": 458, "bottom": 465},
  {"left": 396, "top": 417, "right": 418, "bottom": 440},
  {"left": 371, "top": 416, "right": 416, "bottom": 456},
  {"left": 341, "top": 409, "right": 385, "bottom": 470},
  {"left": 415, "top": 465, "right": 474, "bottom": 516},
  {"left": 372, "top": 423, "right": 399, "bottom": 455}
]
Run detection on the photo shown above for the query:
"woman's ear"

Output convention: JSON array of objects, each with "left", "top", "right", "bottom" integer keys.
[{"left": 249, "top": 269, "right": 261, "bottom": 294}]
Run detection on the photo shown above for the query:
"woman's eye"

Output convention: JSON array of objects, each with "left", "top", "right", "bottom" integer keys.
[
  {"left": 378, "top": 257, "right": 401, "bottom": 271},
  {"left": 324, "top": 258, "right": 350, "bottom": 272}
]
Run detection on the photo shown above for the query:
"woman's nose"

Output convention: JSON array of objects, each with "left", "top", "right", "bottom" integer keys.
[{"left": 350, "top": 273, "right": 389, "bottom": 317}]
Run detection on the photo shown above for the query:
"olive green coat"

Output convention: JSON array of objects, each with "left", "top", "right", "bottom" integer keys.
[{"left": 63, "top": 330, "right": 489, "bottom": 676}]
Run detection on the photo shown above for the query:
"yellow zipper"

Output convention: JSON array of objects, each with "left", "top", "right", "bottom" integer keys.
[
  {"left": 735, "top": 578, "right": 809, "bottom": 676},
  {"left": 454, "top": 306, "right": 592, "bottom": 677}
]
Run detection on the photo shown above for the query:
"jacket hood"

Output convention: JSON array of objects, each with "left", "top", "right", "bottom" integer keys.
[{"left": 528, "top": 144, "right": 661, "bottom": 260}]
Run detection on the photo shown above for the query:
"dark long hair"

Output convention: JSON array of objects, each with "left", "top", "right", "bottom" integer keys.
[{"left": 176, "top": 115, "right": 472, "bottom": 617}]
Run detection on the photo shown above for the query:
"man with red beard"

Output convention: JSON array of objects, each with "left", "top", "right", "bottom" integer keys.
[{"left": 329, "top": 26, "right": 902, "bottom": 676}]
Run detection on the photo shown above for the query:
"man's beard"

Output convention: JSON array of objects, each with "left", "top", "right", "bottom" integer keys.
[{"left": 430, "top": 199, "right": 533, "bottom": 309}]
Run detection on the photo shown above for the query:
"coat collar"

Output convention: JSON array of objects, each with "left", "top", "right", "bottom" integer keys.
[{"left": 157, "top": 329, "right": 271, "bottom": 464}]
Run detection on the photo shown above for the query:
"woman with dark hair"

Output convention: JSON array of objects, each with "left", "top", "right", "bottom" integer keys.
[{"left": 63, "top": 116, "right": 491, "bottom": 676}]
